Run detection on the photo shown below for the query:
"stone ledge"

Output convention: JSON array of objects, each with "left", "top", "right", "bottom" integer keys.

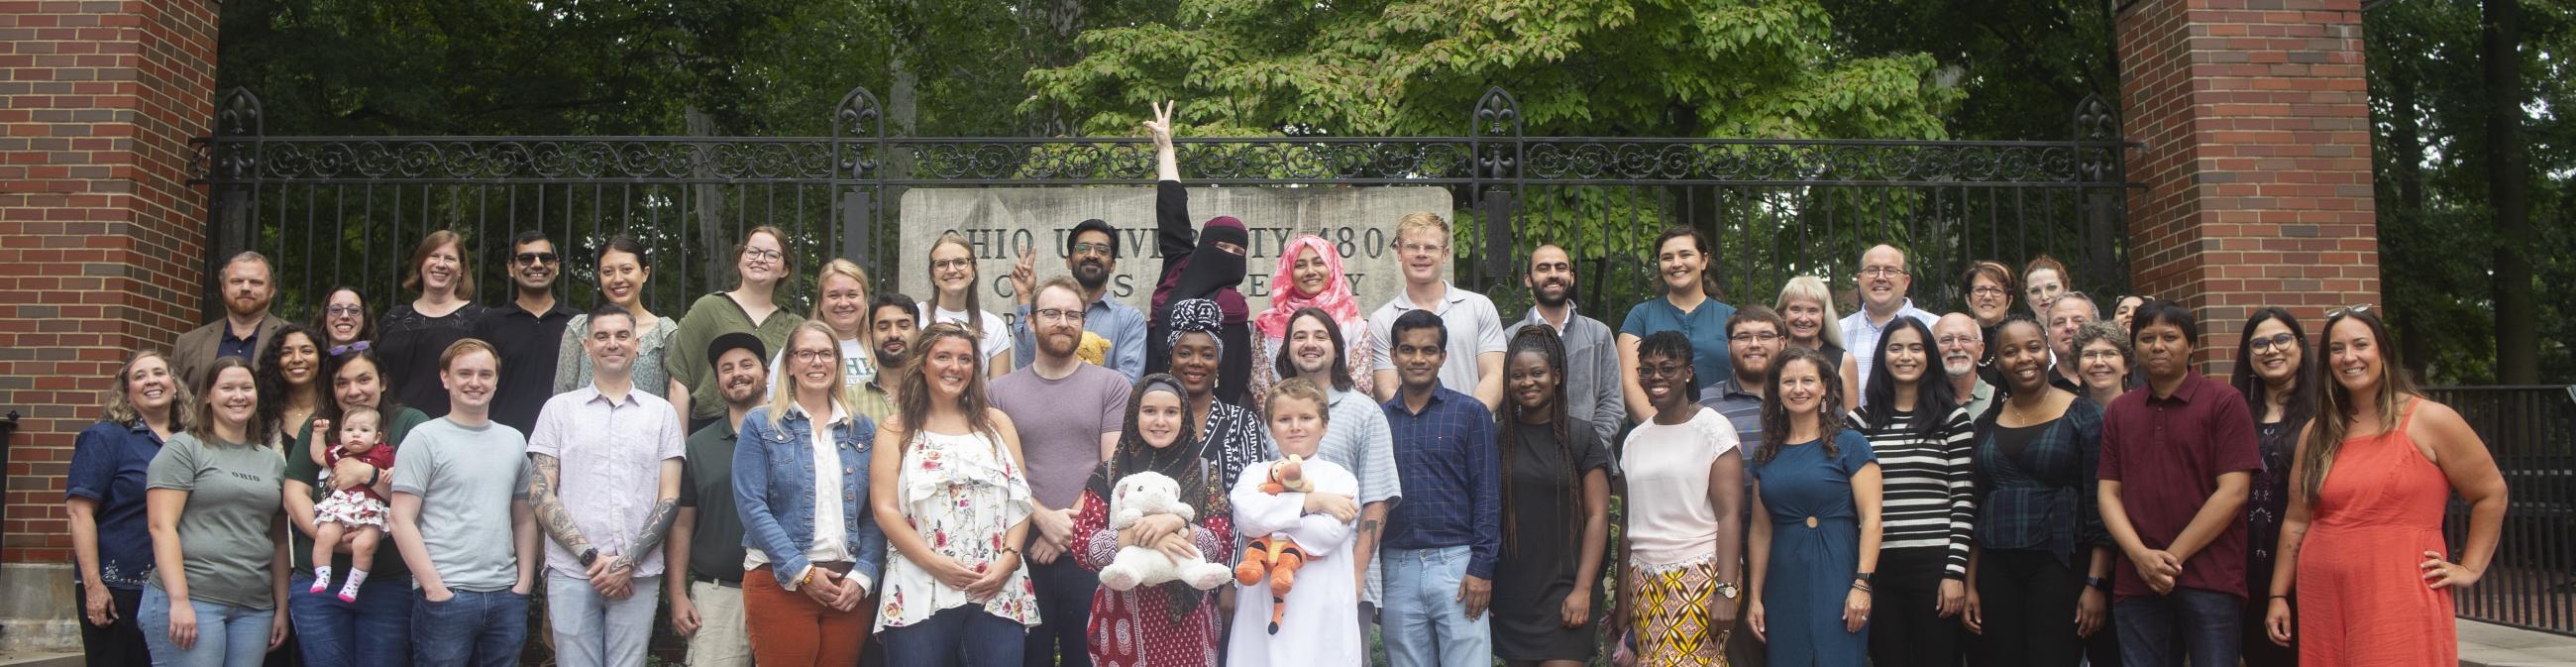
[{"left": 0, "top": 564, "right": 75, "bottom": 655}]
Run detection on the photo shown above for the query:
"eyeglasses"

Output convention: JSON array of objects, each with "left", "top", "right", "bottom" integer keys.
[
  {"left": 1069, "top": 242, "right": 1115, "bottom": 257},
  {"left": 1729, "top": 331, "right": 1781, "bottom": 343},
  {"left": 1635, "top": 364, "right": 1687, "bottom": 380},
  {"left": 1970, "top": 285, "right": 2007, "bottom": 297},
  {"left": 513, "top": 252, "right": 560, "bottom": 265},
  {"left": 792, "top": 349, "right": 836, "bottom": 363},
  {"left": 742, "top": 248, "right": 784, "bottom": 263},
  {"left": 931, "top": 257, "right": 975, "bottom": 272},
  {"left": 329, "top": 341, "right": 371, "bottom": 357},
  {"left": 1861, "top": 266, "right": 1908, "bottom": 278},
  {"left": 326, "top": 304, "right": 366, "bottom": 316},
  {"left": 2327, "top": 303, "right": 2375, "bottom": 317},
  {"left": 1398, "top": 242, "right": 1448, "bottom": 256},
  {"left": 1033, "top": 308, "right": 1086, "bottom": 324},
  {"left": 2079, "top": 349, "right": 2125, "bottom": 362},
  {"left": 2249, "top": 332, "right": 2299, "bottom": 353}
]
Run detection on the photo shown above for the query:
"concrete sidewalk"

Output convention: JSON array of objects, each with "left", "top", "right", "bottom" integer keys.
[{"left": 2462, "top": 619, "right": 2576, "bottom": 667}]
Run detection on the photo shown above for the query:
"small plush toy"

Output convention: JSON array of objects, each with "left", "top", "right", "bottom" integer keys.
[
  {"left": 1234, "top": 455, "right": 1314, "bottom": 634},
  {"left": 1098, "top": 471, "right": 1234, "bottom": 593}
]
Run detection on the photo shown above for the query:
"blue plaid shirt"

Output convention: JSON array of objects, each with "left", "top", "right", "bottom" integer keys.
[{"left": 1381, "top": 385, "right": 1502, "bottom": 579}]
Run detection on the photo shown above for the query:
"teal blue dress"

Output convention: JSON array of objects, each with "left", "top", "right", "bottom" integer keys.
[{"left": 1751, "top": 430, "right": 1876, "bottom": 666}]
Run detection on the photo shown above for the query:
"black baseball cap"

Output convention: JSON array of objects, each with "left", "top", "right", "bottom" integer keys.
[
  {"left": 1067, "top": 218, "right": 1120, "bottom": 258},
  {"left": 707, "top": 332, "right": 767, "bottom": 371}
]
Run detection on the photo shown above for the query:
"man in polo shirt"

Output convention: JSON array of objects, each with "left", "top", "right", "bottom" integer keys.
[
  {"left": 388, "top": 339, "right": 537, "bottom": 667},
  {"left": 1935, "top": 313, "right": 1997, "bottom": 421},
  {"left": 1379, "top": 309, "right": 1500, "bottom": 667},
  {"left": 987, "top": 278, "right": 1129, "bottom": 667},
  {"left": 1840, "top": 244, "right": 1940, "bottom": 395},
  {"left": 1008, "top": 219, "right": 1149, "bottom": 382},
  {"left": 1515, "top": 244, "right": 1624, "bottom": 443},
  {"left": 2046, "top": 292, "right": 2098, "bottom": 394},
  {"left": 2097, "top": 301, "right": 2259, "bottom": 667},
  {"left": 1275, "top": 297, "right": 1402, "bottom": 632},
  {"left": 171, "top": 251, "right": 287, "bottom": 389},
  {"left": 1695, "top": 303, "right": 1783, "bottom": 667},
  {"left": 1369, "top": 211, "right": 1507, "bottom": 411},
  {"left": 527, "top": 305, "right": 688, "bottom": 667},
  {"left": 666, "top": 332, "right": 768, "bottom": 667},
  {"left": 478, "top": 230, "right": 579, "bottom": 435}
]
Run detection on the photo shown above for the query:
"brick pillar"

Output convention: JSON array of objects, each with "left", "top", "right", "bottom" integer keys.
[
  {"left": 0, "top": 0, "right": 218, "bottom": 579},
  {"left": 2117, "top": 0, "right": 2380, "bottom": 375}
]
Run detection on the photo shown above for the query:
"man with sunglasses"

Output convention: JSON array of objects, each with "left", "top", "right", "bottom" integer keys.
[
  {"left": 1008, "top": 218, "right": 1149, "bottom": 382},
  {"left": 476, "top": 230, "right": 578, "bottom": 434}
]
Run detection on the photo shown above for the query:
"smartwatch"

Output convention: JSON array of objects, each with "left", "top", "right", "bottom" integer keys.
[{"left": 2085, "top": 575, "right": 2112, "bottom": 592}]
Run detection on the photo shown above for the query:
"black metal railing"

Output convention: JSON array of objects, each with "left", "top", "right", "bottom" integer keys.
[
  {"left": 2430, "top": 385, "right": 2576, "bottom": 635},
  {"left": 192, "top": 86, "right": 2137, "bottom": 327}
]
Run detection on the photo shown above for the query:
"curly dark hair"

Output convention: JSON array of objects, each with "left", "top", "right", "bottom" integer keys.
[
  {"left": 1757, "top": 346, "right": 1847, "bottom": 463},
  {"left": 255, "top": 324, "right": 326, "bottom": 440}
]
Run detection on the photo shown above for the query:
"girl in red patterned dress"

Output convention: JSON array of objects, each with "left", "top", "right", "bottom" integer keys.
[
  {"left": 302, "top": 407, "right": 394, "bottom": 602},
  {"left": 1071, "top": 374, "right": 1234, "bottom": 666}
]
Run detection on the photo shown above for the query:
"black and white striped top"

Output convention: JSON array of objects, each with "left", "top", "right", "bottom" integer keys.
[{"left": 1846, "top": 406, "right": 1978, "bottom": 577}]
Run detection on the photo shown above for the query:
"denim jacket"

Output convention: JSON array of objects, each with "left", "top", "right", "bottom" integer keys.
[{"left": 733, "top": 403, "right": 887, "bottom": 589}]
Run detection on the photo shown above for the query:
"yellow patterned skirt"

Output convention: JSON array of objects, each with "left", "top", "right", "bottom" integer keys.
[{"left": 1629, "top": 556, "right": 1731, "bottom": 667}]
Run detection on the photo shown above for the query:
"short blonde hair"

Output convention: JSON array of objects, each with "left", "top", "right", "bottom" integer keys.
[
  {"left": 1775, "top": 275, "right": 1848, "bottom": 350},
  {"left": 1396, "top": 211, "right": 1449, "bottom": 240},
  {"left": 809, "top": 258, "right": 874, "bottom": 333},
  {"left": 101, "top": 349, "right": 192, "bottom": 432},
  {"left": 439, "top": 338, "right": 499, "bottom": 374},
  {"left": 1263, "top": 377, "right": 1332, "bottom": 425}
]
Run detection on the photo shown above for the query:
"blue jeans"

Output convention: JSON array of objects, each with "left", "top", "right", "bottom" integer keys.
[
  {"left": 410, "top": 589, "right": 528, "bottom": 667},
  {"left": 2113, "top": 587, "right": 2239, "bottom": 667},
  {"left": 1380, "top": 546, "right": 1490, "bottom": 667},
  {"left": 288, "top": 572, "right": 413, "bottom": 667},
  {"left": 1022, "top": 558, "right": 1095, "bottom": 667},
  {"left": 138, "top": 586, "right": 272, "bottom": 667},
  {"left": 880, "top": 607, "right": 1028, "bottom": 667},
  {"left": 545, "top": 574, "right": 663, "bottom": 667}
]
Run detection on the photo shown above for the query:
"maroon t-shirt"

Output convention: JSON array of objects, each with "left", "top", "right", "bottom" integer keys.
[{"left": 2097, "top": 371, "right": 2262, "bottom": 601}]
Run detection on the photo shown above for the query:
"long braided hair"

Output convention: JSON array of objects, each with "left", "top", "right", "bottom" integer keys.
[{"left": 1497, "top": 324, "right": 1579, "bottom": 557}]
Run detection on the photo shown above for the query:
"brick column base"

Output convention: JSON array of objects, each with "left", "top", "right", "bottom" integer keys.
[{"left": 2117, "top": 0, "right": 2381, "bottom": 374}]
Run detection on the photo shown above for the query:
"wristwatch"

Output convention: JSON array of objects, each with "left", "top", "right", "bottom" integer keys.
[
  {"left": 578, "top": 547, "right": 599, "bottom": 567},
  {"left": 1853, "top": 571, "right": 1875, "bottom": 584},
  {"left": 1715, "top": 582, "right": 1742, "bottom": 601},
  {"left": 2085, "top": 575, "right": 2112, "bottom": 592}
]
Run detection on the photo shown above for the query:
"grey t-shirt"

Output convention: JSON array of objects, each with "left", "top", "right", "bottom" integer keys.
[
  {"left": 986, "top": 363, "right": 1129, "bottom": 510},
  {"left": 146, "top": 433, "right": 286, "bottom": 610},
  {"left": 389, "top": 418, "right": 531, "bottom": 593}
]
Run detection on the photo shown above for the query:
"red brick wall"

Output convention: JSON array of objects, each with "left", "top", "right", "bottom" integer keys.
[
  {"left": 0, "top": 0, "right": 217, "bottom": 563},
  {"left": 2117, "top": 0, "right": 2380, "bottom": 375}
]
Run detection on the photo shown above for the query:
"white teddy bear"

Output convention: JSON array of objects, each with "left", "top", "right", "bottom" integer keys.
[{"left": 1098, "top": 471, "right": 1235, "bottom": 592}]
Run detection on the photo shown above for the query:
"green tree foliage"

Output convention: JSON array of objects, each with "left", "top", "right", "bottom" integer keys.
[{"left": 2366, "top": 0, "right": 2574, "bottom": 384}]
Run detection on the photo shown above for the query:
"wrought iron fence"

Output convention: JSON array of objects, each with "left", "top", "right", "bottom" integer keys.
[
  {"left": 2430, "top": 385, "right": 2576, "bottom": 635},
  {"left": 194, "top": 86, "right": 2136, "bottom": 326}
]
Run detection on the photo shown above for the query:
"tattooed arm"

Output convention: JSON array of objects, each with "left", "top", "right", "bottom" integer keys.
[
  {"left": 613, "top": 458, "right": 685, "bottom": 572},
  {"left": 526, "top": 453, "right": 594, "bottom": 558}
]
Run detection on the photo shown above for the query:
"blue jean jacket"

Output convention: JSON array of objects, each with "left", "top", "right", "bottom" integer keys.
[{"left": 732, "top": 404, "right": 886, "bottom": 588}]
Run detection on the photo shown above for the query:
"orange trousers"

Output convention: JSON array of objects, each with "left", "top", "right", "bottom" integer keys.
[{"left": 743, "top": 567, "right": 874, "bottom": 667}]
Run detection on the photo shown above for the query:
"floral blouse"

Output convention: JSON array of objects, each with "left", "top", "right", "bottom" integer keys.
[{"left": 878, "top": 428, "right": 1041, "bottom": 630}]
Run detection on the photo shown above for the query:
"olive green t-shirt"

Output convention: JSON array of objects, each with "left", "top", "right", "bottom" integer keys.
[
  {"left": 146, "top": 433, "right": 287, "bottom": 610},
  {"left": 667, "top": 292, "right": 805, "bottom": 421},
  {"left": 286, "top": 406, "right": 431, "bottom": 576}
]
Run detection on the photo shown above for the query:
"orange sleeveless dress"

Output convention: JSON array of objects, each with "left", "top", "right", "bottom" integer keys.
[{"left": 2297, "top": 404, "right": 2456, "bottom": 666}]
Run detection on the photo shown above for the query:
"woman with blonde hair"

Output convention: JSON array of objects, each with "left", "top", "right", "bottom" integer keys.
[
  {"left": 68, "top": 350, "right": 193, "bottom": 667},
  {"left": 735, "top": 321, "right": 886, "bottom": 667},
  {"left": 1774, "top": 276, "right": 1862, "bottom": 408},
  {"left": 767, "top": 259, "right": 879, "bottom": 397}
]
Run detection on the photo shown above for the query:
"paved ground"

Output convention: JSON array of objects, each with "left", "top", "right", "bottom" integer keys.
[{"left": 2462, "top": 619, "right": 2576, "bottom": 667}]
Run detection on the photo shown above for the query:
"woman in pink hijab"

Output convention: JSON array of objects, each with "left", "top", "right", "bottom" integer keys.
[{"left": 1249, "top": 235, "right": 1375, "bottom": 407}]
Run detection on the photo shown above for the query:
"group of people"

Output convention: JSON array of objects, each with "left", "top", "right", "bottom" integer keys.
[{"left": 67, "top": 102, "right": 2509, "bottom": 667}]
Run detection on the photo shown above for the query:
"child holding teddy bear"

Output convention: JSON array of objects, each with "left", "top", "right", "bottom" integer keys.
[
  {"left": 1070, "top": 374, "right": 1237, "bottom": 667},
  {"left": 1228, "top": 378, "right": 1363, "bottom": 667}
]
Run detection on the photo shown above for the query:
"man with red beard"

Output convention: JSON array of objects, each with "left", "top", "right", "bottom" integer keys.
[
  {"left": 173, "top": 252, "right": 287, "bottom": 389},
  {"left": 986, "top": 277, "right": 1129, "bottom": 667}
]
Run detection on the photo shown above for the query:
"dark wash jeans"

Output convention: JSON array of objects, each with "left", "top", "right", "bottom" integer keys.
[
  {"left": 882, "top": 607, "right": 1028, "bottom": 667},
  {"left": 289, "top": 572, "right": 414, "bottom": 667},
  {"left": 1023, "top": 557, "right": 1097, "bottom": 667},
  {"left": 2113, "top": 586, "right": 2240, "bottom": 667},
  {"left": 410, "top": 589, "right": 528, "bottom": 667}
]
